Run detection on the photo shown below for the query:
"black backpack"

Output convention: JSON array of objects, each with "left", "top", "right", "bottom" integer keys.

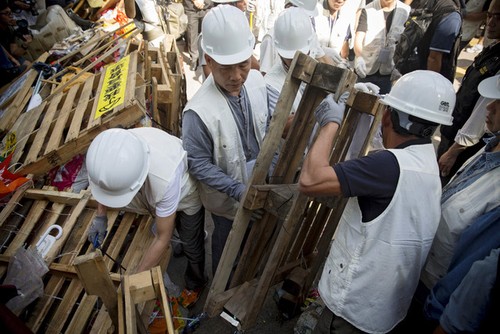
[{"left": 393, "top": 6, "right": 435, "bottom": 75}]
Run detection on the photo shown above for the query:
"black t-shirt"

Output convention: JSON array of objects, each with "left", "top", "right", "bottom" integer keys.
[
  {"left": 333, "top": 139, "right": 431, "bottom": 222},
  {"left": 0, "top": 27, "right": 15, "bottom": 53}
]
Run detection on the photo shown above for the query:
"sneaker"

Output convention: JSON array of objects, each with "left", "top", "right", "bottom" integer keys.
[
  {"left": 465, "top": 44, "right": 483, "bottom": 53},
  {"left": 177, "top": 287, "right": 203, "bottom": 309}
]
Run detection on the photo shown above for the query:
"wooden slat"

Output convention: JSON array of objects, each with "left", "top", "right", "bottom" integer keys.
[
  {"left": 24, "top": 94, "right": 63, "bottom": 164},
  {"left": 44, "top": 84, "right": 80, "bottom": 155},
  {"left": 65, "top": 74, "right": 96, "bottom": 142}
]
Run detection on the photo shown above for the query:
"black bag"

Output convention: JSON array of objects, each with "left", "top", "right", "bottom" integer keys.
[{"left": 394, "top": 7, "right": 434, "bottom": 75}]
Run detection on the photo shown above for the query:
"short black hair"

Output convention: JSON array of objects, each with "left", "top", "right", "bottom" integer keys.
[
  {"left": 0, "top": 0, "right": 9, "bottom": 11},
  {"left": 389, "top": 107, "right": 438, "bottom": 138}
]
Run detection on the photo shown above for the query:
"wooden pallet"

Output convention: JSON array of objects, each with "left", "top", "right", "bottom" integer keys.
[
  {"left": 204, "top": 52, "right": 385, "bottom": 329},
  {"left": 147, "top": 38, "right": 186, "bottom": 137},
  {"left": 0, "top": 187, "right": 165, "bottom": 334},
  {"left": 6, "top": 50, "right": 146, "bottom": 177}
]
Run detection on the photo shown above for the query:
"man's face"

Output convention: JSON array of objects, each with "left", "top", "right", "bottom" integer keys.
[
  {"left": 0, "top": 7, "right": 16, "bottom": 26},
  {"left": 206, "top": 56, "right": 251, "bottom": 96},
  {"left": 328, "top": 0, "right": 346, "bottom": 12},
  {"left": 485, "top": 99, "right": 500, "bottom": 134},
  {"left": 235, "top": 0, "right": 247, "bottom": 11},
  {"left": 486, "top": 0, "right": 500, "bottom": 39}
]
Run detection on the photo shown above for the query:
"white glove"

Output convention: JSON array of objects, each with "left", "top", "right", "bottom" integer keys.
[
  {"left": 324, "top": 47, "right": 344, "bottom": 65},
  {"left": 88, "top": 215, "right": 108, "bottom": 248},
  {"left": 314, "top": 92, "right": 350, "bottom": 127},
  {"left": 354, "top": 82, "right": 380, "bottom": 95},
  {"left": 355, "top": 57, "right": 367, "bottom": 78}
]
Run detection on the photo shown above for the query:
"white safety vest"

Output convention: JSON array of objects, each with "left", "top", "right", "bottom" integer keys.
[
  {"left": 184, "top": 70, "right": 268, "bottom": 219},
  {"left": 125, "top": 128, "right": 202, "bottom": 216},
  {"left": 361, "top": 0, "right": 410, "bottom": 75},
  {"left": 421, "top": 148, "right": 500, "bottom": 289},
  {"left": 319, "top": 144, "right": 441, "bottom": 333},
  {"left": 314, "top": 7, "right": 351, "bottom": 55},
  {"left": 265, "top": 61, "right": 304, "bottom": 115}
]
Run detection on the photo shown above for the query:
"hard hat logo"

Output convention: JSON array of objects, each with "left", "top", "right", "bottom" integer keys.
[{"left": 439, "top": 101, "right": 450, "bottom": 113}]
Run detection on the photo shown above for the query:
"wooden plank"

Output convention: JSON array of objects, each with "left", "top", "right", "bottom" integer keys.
[
  {"left": 151, "top": 267, "right": 175, "bottom": 334},
  {"left": 123, "top": 275, "right": 137, "bottom": 334},
  {"left": 16, "top": 102, "right": 145, "bottom": 176},
  {"left": 44, "top": 84, "right": 80, "bottom": 154},
  {"left": 23, "top": 94, "right": 63, "bottom": 164},
  {"left": 45, "top": 279, "right": 83, "bottom": 334},
  {"left": 128, "top": 271, "right": 156, "bottom": 304},
  {"left": 0, "top": 53, "right": 49, "bottom": 133},
  {"left": 74, "top": 250, "right": 119, "bottom": 328},
  {"left": 157, "top": 84, "right": 172, "bottom": 102},
  {"left": 0, "top": 180, "right": 32, "bottom": 227},
  {"left": 10, "top": 100, "right": 47, "bottom": 165},
  {"left": 66, "top": 74, "right": 96, "bottom": 142}
]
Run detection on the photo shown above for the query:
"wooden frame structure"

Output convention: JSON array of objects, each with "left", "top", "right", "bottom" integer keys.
[
  {"left": 0, "top": 187, "right": 164, "bottom": 333},
  {"left": 204, "top": 52, "right": 385, "bottom": 329}
]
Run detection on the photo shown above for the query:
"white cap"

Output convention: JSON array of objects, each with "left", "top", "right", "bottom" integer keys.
[
  {"left": 274, "top": 7, "right": 313, "bottom": 59},
  {"left": 201, "top": 5, "right": 255, "bottom": 65},
  {"left": 86, "top": 129, "right": 150, "bottom": 208},
  {"left": 478, "top": 74, "right": 500, "bottom": 99}
]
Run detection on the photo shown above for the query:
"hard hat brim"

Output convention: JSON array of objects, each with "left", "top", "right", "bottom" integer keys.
[
  {"left": 89, "top": 178, "right": 142, "bottom": 209},
  {"left": 478, "top": 75, "right": 500, "bottom": 100},
  {"left": 275, "top": 46, "right": 309, "bottom": 60},
  {"left": 202, "top": 36, "right": 255, "bottom": 65}
]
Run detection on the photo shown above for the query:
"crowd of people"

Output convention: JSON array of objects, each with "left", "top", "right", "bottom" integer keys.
[{"left": 1, "top": 0, "right": 498, "bottom": 332}]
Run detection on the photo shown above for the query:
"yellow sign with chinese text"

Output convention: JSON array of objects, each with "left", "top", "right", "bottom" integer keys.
[{"left": 95, "top": 55, "right": 130, "bottom": 119}]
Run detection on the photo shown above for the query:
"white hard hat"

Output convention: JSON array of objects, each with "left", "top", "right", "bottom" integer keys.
[
  {"left": 201, "top": 5, "right": 255, "bottom": 65},
  {"left": 274, "top": 7, "right": 313, "bottom": 59},
  {"left": 478, "top": 74, "right": 500, "bottom": 99},
  {"left": 287, "top": 0, "right": 319, "bottom": 16},
  {"left": 86, "top": 128, "right": 150, "bottom": 208},
  {"left": 380, "top": 70, "right": 455, "bottom": 126}
]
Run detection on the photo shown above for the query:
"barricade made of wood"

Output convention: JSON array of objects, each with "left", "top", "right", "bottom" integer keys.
[{"left": 0, "top": 187, "right": 167, "bottom": 333}]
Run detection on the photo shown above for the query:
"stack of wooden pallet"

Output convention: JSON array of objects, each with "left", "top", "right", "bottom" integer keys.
[{"left": 0, "top": 24, "right": 185, "bottom": 333}]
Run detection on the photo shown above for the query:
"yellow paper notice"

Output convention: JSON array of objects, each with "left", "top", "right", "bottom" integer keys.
[{"left": 95, "top": 55, "right": 130, "bottom": 119}]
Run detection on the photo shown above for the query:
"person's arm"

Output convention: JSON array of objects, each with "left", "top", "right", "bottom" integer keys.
[
  {"left": 123, "top": 0, "right": 136, "bottom": 18},
  {"left": 354, "top": 31, "right": 365, "bottom": 57},
  {"left": 438, "top": 142, "right": 466, "bottom": 177},
  {"left": 427, "top": 50, "right": 443, "bottom": 73},
  {"left": 182, "top": 110, "right": 246, "bottom": 200},
  {"left": 136, "top": 213, "right": 176, "bottom": 273},
  {"left": 299, "top": 122, "right": 343, "bottom": 196}
]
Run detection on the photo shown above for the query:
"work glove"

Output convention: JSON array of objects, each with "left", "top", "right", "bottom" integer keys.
[
  {"left": 250, "top": 209, "right": 265, "bottom": 222},
  {"left": 354, "top": 57, "right": 367, "bottom": 78},
  {"left": 354, "top": 82, "right": 380, "bottom": 95},
  {"left": 88, "top": 215, "right": 108, "bottom": 248},
  {"left": 324, "top": 47, "right": 344, "bottom": 65},
  {"left": 314, "top": 92, "right": 350, "bottom": 127}
]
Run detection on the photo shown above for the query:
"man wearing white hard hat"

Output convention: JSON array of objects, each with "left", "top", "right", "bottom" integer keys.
[
  {"left": 86, "top": 127, "right": 206, "bottom": 308},
  {"left": 197, "top": 0, "right": 260, "bottom": 79},
  {"left": 265, "top": 7, "right": 313, "bottom": 117},
  {"left": 259, "top": 0, "right": 334, "bottom": 75},
  {"left": 399, "top": 74, "right": 500, "bottom": 333},
  {"left": 299, "top": 70, "right": 456, "bottom": 333},
  {"left": 182, "top": 5, "right": 269, "bottom": 274}
]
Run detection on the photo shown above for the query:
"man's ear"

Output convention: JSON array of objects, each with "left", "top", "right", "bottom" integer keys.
[
  {"left": 382, "top": 108, "right": 392, "bottom": 128},
  {"left": 205, "top": 54, "right": 212, "bottom": 68}
]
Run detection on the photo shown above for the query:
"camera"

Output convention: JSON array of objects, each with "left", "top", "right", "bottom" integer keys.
[
  {"left": 15, "top": 19, "right": 32, "bottom": 41},
  {"left": 22, "top": 0, "right": 38, "bottom": 16}
]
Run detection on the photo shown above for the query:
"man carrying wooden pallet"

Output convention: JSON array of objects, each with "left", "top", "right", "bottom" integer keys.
[
  {"left": 299, "top": 70, "right": 456, "bottom": 333},
  {"left": 181, "top": 5, "right": 270, "bottom": 276},
  {"left": 85, "top": 127, "right": 207, "bottom": 308}
]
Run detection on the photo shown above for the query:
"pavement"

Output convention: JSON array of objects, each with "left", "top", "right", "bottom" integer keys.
[{"left": 164, "top": 37, "right": 483, "bottom": 334}]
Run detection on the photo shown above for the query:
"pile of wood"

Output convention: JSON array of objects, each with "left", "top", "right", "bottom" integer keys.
[{"left": 0, "top": 23, "right": 185, "bottom": 333}]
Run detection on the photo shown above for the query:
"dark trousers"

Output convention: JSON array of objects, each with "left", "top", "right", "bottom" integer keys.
[
  {"left": 210, "top": 213, "right": 233, "bottom": 275},
  {"left": 313, "top": 307, "right": 366, "bottom": 334},
  {"left": 185, "top": 9, "right": 206, "bottom": 63},
  {"left": 176, "top": 207, "right": 206, "bottom": 290}
]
